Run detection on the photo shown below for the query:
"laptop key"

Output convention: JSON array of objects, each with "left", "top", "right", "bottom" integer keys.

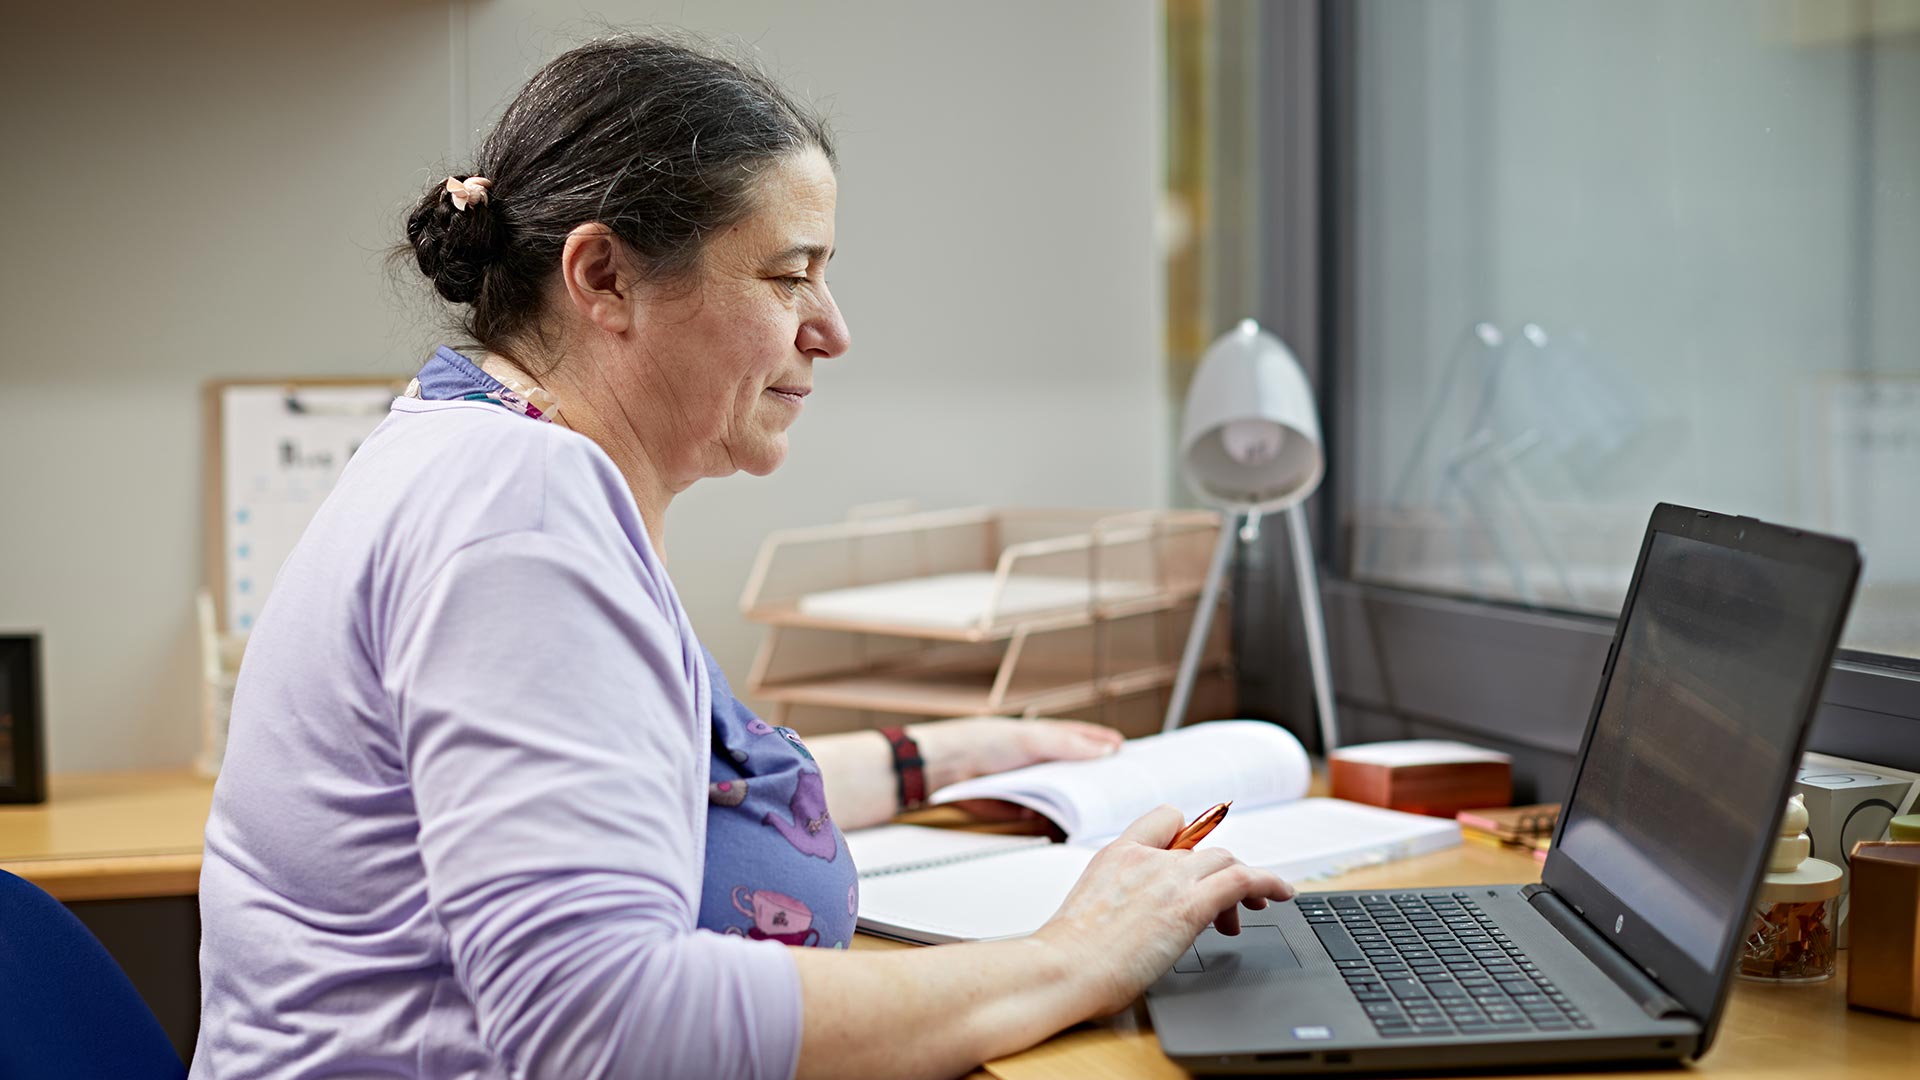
[
  {"left": 1306, "top": 921, "right": 1365, "bottom": 962},
  {"left": 1385, "top": 979, "right": 1430, "bottom": 1000},
  {"left": 1363, "top": 1001, "right": 1404, "bottom": 1018}
]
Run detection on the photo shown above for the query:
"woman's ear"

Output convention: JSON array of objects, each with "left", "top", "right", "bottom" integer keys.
[{"left": 559, "top": 223, "right": 633, "bottom": 334}]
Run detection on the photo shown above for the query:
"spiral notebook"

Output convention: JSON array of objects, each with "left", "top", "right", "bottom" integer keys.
[{"left": 845, "top": 722, "right": 1461, "bottom": 944}]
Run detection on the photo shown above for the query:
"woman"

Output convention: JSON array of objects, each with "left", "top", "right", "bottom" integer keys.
[{"left": 194, "top": 35, "right": 1292, "bottom": 1080}]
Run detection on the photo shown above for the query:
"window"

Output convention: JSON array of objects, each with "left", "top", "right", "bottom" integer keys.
[
  {"left": 1342, "top": 0, "right": 1920, "bottom": 661},
  {"left": 1165, "top": 0, "right": 1920, "bottom": 785}
]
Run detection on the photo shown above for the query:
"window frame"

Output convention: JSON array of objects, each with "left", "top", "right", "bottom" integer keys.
[{"left": 1239, "top": 0, "right": 1920, "bottom": 781}]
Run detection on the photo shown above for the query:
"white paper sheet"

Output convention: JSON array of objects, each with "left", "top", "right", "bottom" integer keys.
[
  {"left": 928, "top": 720, "right": 1313, "bottom": 842},
  {"left": 853, "top": 799, "right": 1462, "bottom": 944}
]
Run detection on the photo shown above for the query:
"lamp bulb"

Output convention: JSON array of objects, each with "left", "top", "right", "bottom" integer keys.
[{"left": 1221, "top": 419, "right": 1285, "bottom": 466}]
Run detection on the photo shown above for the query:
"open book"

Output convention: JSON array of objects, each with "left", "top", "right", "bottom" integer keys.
[{"left": 847, "top": 721, "right": 1462, "bottom": 943}]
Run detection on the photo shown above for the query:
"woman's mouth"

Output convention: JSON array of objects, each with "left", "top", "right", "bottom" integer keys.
[{"left": 766, "top": 386, "right": 810, "bottom": 407}]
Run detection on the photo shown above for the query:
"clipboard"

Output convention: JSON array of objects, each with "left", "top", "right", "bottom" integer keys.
[{"left": 201, "top": 378, "right": 405, "bottom": 636}]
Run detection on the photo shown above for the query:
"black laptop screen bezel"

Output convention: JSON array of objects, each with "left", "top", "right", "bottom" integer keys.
[{"left": 1539, "top": 503, "right": 1860, "bottom": 1044}]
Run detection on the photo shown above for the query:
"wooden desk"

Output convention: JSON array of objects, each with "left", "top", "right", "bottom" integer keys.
[
  {"left": 0, "top": 768, "right": 213, "bottom": 1059},
  {"left": 856, "top": 840, "right": 1920, "bottom": 1079},
  {"left": 11, "top": 773, "right": 1915, "bottom": 1076},
  {"left": 0, "top": 769, "right": 213, "bottom": 901}
]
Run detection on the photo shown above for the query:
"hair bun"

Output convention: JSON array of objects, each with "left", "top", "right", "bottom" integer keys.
[{"left": 405, "top": 176, "right": 500, "bottom": 304}]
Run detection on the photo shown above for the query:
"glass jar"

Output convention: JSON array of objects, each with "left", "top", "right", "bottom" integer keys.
[
  {"left": 1739, "top": 895, "right": 1837, "bottom": 982},
  {"left": 1737, "top": 855, "right": 1841, "bottom": 983}
]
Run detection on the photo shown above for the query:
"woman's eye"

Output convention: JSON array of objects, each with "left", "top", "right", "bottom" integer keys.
[{"left": 781, "top": 275, "right": 808, "bottom": 294}]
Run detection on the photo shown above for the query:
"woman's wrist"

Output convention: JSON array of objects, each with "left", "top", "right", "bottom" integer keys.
[
  {"left": 901, "top": 721, "right": 976, "bottom": 793},
  {"left": 1026, "top": 921, "right": 1123, "bottom": 1022}
]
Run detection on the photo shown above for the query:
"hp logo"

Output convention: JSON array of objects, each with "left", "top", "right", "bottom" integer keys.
[{"left": 1614, "top": 914, "right": 1625, "bottom": 934}]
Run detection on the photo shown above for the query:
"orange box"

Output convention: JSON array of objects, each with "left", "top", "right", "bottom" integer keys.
[
  {"left": 1847, "top": 841, "right": 1920, "bottom": 1020},
  {"left": 1329, "top": 741, "right": 1512, "bottom": 819}
]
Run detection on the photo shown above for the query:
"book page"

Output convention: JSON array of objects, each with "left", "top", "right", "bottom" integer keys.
[{"left": 928, "top": 720, "right": 1310, "bottom": 842}]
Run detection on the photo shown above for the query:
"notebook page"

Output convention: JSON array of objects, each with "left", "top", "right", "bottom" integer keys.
[
  {"left": 928, "top": 721, "right": 1310, "bottom": 842},
  {"left": 845, "top": 824, "right": 1049, "bottom": 877},
  {"left": 854, "top": 843, "right": 1094, "bottom": 943},
  {"left": 1188, "top": 798, "right": 1462, "bottom": 881}
]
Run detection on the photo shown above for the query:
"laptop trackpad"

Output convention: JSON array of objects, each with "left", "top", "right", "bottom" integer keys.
[{"left": 1190, "top": 925, "right": 1302, "bottom": 975}]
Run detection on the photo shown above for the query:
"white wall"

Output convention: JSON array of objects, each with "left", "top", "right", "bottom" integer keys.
[
  {"left": 0, "top": 1, "right": 452, "bottom": 772},
  {"left": 0, "top": 1, "right": 1169, "bottom": 771}
]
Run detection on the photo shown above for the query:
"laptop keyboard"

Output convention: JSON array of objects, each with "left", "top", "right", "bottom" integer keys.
[{"left": 1296, "top": 892, "right": 1594, "bottom": 1038}]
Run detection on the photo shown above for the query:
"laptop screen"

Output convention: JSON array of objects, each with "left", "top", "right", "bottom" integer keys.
[{"left": 1546, "top": 507, "right": 1858, "bottom": 1024}]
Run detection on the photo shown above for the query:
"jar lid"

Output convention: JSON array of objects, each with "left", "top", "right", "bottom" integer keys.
[
  {"left": 1891, "top": 815, "right": 1920, "bottom": 842},
  {"left": 1757, "top": 857, "right": 1843, "bottom": 903}
]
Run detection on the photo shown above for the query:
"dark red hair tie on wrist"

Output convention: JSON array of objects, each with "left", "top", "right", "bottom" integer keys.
[{"left": 878, "top": 726, "right": 927, "bottom": 812}]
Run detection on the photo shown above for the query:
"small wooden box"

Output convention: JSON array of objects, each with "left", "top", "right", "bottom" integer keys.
[
  {"left": 1847, "top": 841, "right": 1920, "bottom": 1020},
  {"left": 1329, "top": 741, "right": 1512, "bottom": 819}
]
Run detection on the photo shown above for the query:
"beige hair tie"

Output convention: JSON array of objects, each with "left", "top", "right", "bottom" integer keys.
[{"left": 444, "top": 175, "right": 492, "bottom": 211}]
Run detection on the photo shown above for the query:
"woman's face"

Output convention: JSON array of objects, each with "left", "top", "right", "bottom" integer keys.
[{"left": 621, "top": 147, "right": 850, "bottom": 483}]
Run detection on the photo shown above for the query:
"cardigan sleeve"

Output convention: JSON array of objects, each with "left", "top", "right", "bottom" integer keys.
[{"left": 383, "top": 526, "right": 803, "bottom": 1080}]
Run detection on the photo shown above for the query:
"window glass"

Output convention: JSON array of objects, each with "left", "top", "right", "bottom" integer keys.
[{"left": 1346, "top": 0, "right": 1920, "bottom": 659}]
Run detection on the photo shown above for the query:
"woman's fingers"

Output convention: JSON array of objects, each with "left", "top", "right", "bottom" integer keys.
[
  {"left": 1179, "top": 846, "right": 1240, "bottom": 880},
  {"left": 1213, "top": 904, "right": 1244, "bottom": 936},
  {"left": 1017, "top": 719, "right": 1124, "bottom": 762},
  {"left": 1192, "top": 862, "right": 1295, "bottom": 923},
  {"left": 1117, "top": 804, "right": 1186, "bottom": 848}
]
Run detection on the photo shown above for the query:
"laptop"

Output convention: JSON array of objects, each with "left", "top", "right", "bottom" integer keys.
[{"left": 1145, "top": 503, "right": 1862, "bottom": 1073}]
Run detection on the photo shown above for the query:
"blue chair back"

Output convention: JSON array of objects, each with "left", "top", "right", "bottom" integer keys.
[{"left": 0, "top": 869, "right": 186, "bottom": 1079}]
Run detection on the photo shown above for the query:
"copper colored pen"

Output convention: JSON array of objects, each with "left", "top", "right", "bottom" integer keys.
[{"left": 1170, "top": 801, "right": 1232, "bottom": 850}]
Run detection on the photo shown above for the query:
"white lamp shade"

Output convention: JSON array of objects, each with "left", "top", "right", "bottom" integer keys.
[{"left": 1179, "top": 319, "right": 1324, "bottom": 512}]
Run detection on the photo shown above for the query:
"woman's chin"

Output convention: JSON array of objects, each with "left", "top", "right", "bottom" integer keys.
[{"left": 733, "top": 436, "right": 790, "bottom": 477}]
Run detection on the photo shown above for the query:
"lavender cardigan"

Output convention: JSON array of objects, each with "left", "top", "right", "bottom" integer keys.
[{"left": 192, "top": 395, "right": 801, "bottom": 1079}]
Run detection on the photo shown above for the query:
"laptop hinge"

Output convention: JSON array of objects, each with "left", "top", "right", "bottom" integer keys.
[{"left": 1521, "top": 884, "right": 1690, "bottom": 1021}]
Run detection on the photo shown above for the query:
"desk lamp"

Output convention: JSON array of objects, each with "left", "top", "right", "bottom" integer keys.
[{"left": 1163, "top": 319, "right": 1338, "bottom": 756}]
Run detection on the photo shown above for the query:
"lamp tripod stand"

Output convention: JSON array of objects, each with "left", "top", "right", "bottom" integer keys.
[{"left": 1161, "top": 503, "right": 1339, "bottom": 757}]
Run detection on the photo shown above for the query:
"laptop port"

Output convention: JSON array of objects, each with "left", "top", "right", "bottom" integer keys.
[
  {"left": 1255, "top": 1052, "right": 1310, "bottom": 1062},
  {"left": 1324, "top": 1052, "right": 1353, "bottom": 1064}
]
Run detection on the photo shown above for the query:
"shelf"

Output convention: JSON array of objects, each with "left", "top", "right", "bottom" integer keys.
[
  {"left": 754, "top": 655, "right": 1218, "bottom": 718},
  {"left": 742, "top": 582, "right": 1209, "bottom": 643},
  {"left": 741, "top": 507, "right": 1233, "bottom": 733},
  {"left": 741, "top": 507, "right": 1220, "bottom": 640}
]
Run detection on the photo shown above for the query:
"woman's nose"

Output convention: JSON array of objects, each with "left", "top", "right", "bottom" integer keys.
[{"left": 797, "top": 284, "right": 851, "bottom": 359}]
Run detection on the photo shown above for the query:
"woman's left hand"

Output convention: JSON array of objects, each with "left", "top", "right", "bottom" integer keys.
[
  {"left": 912, "top": 715, "right": 1122, "bottom": 788},
  {"left": 808, "top": 715, "right": 1124, "bottom": 830}
]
